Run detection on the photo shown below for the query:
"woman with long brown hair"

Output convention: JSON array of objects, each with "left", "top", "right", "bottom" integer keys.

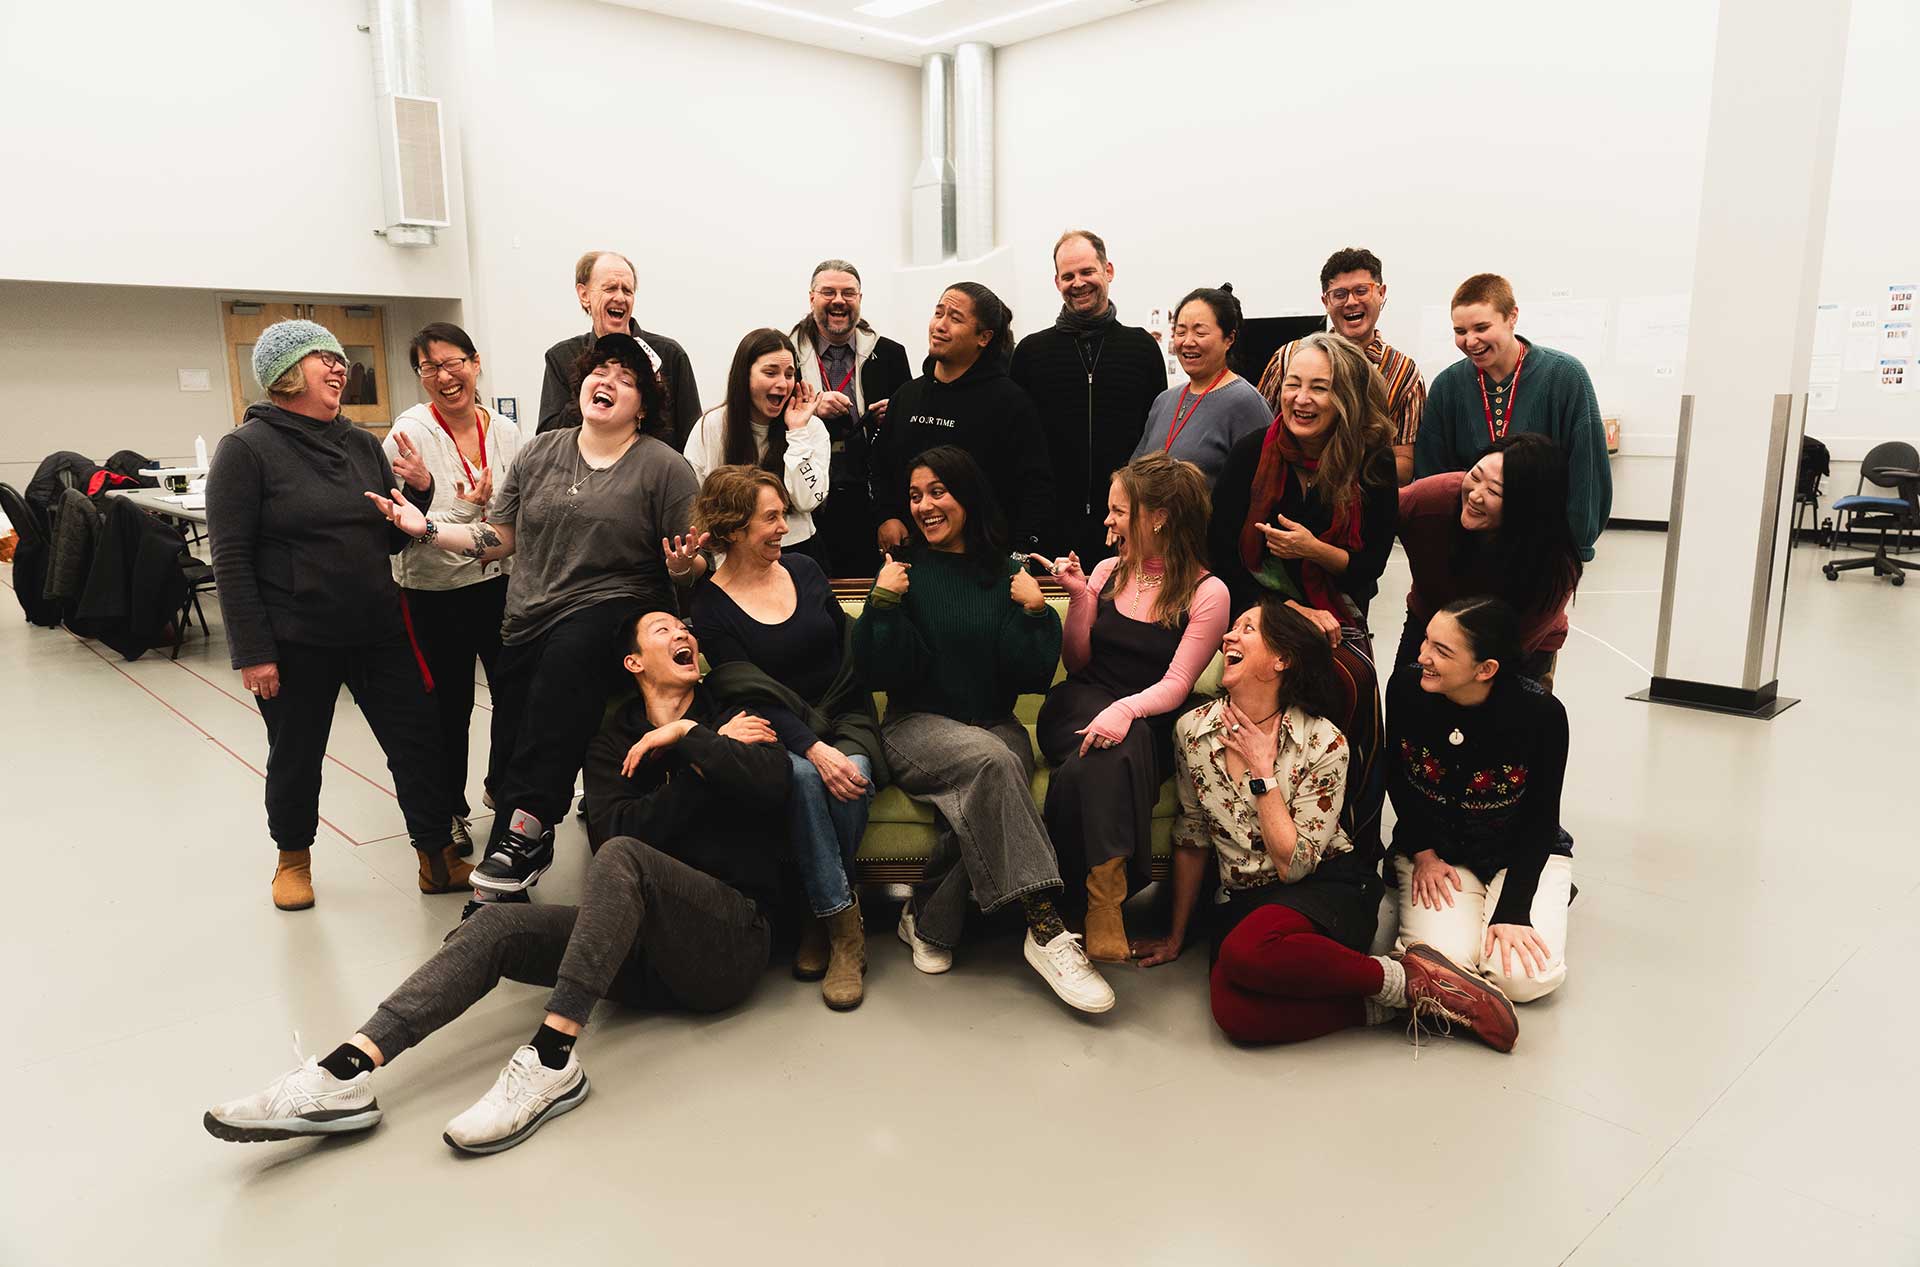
[
  {"left": 1208, "top": 331, "right": 1397, "bottom": 648},
  {"left": 1030, "top": 453, "right": 1230, "bottom": 960}
]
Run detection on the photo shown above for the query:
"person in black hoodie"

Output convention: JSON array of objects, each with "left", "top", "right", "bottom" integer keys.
[
  {"left": 1011, "top": 230, "right": 1167, "bottom": 566},
  {"left": 203, "top": 609, "right": 790, "bottom": 1157},
  {"left": 870, "top": 281, "right": 1053, "bottom": 555},
  {"left": 537, "top": 249, "right": 702, "bottom": 446},
  {"left": 206, "top": 320, "right": 470, "bottom": 911}
]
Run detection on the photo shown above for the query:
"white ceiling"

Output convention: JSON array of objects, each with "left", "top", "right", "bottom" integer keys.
[{"left": 604, "top": 0, "right": 1173, "bottom": 65}]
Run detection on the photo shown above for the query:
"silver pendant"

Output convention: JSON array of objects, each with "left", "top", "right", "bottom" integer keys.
[{"left": 1447, "top": 728, "right": 1464, "bottom": 746}]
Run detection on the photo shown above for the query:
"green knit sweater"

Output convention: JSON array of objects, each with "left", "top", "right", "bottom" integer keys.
[
  {"left": 1414, "top": 338, "right": 1612, "bottom": 560},
  {"left": 850, "top": 546, "right": 1062, "bottom": 725}
]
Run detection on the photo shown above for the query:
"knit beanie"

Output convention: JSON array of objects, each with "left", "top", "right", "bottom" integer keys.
[{"left": 252, "top": 319, "right": 346, "bottom": 392}]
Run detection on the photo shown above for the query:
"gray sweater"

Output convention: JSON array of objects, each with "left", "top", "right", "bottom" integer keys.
[{"left": 1131, "top": 376, "right": 1273, "bottom": 486}]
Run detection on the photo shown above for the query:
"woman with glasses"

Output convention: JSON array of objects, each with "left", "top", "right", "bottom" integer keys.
[
  {"left": 385, "top": 323, "right": 525, "bottom": 855},
  {"left": 207, "top": 319, "right": 473, "bottom": 911}
]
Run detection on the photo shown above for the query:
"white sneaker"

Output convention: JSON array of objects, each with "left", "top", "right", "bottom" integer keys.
[
  {"left": 897, "top": 904, "right": 953, "bottom": 974},
  {"left": 442, "top": 1045, "right": 589, "bottom": 1155},
  {"left": 204, "top": 1052, "right": 381, "bottom": 1143},
  {"left": 1024, "top": 930, "right": 1116, "bottom": 1014}
]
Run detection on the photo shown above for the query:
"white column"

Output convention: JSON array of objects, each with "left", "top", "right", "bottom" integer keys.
[{"left": 1642, "top": 0, "right": 1851, "bottom": 718}]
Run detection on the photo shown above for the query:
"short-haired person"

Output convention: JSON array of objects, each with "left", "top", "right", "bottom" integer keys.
[
  {"left": 872, "top": 282, "right": 1054, "bottom": 556},
  {"left": 1415, "top": 273, "right": 1610, "bottom": 560},
  {"left": 1130, "top": 284, "right": 1272, "bottom": 485},
  {"left": 203, "top": 610, "right": 789, "bottom": 1156},
  {"left": 537, "top": 249, "right": 702, "bottom": 445},
  {"left": 690, "top": 466, "right": 888, "bottom": 1010},
  {"left": 1030, "top": 454, "right": 1230, "bottom": 961},
  {"left": 1011, "top": 230, "right": 1167, "bottom": 566},
  {"left": 790, "top": 260, "right": 912, "bottom": 577},
  {"left": 206, "top": 319, "right": 472, "bottom": 909},
  {"left": 1395, "top": 433, "right": 1584, "bottom": 686},
  {"left": 1257, "top": 248, "right": 1427, "bottom": 484},
  {"left": 1208, "top": 331, "right": 1398, "bottom": 645},
  {"left": 385, "top": 322, "right": 525, "bottom": 853},
  {"left": 682, "top": 329, "right": 831, "bottom": 561},
  {"left": 852, "top": 446, "right": 1114, "bottom": 1013},
  {"left": 1387, "top": 597, "right": 1572, "bottom": 1009},
  {"left": 369, "top": 333, "right": 701, "bottom": 901},
  {"left": 1141, "top": 596, "right": 1516, "bottom": 1051}
]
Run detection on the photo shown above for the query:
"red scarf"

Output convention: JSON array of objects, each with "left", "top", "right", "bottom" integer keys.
[{"left": 1237, "top": 417, "right": 1364, "bottom": 617}]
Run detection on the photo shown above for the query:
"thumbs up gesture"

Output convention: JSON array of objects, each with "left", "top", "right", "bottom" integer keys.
[{"left": 875, "top": 551, "right": 912, "bottom": 596}]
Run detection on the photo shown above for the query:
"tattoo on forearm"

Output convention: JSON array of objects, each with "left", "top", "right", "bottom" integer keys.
[{"left": 459, "top": 523, "right": 502, "bottom": 559}]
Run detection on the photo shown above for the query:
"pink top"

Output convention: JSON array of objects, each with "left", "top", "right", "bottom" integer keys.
[{"left": 1061, "top": 556, "right": 1232, "bottom": 743}]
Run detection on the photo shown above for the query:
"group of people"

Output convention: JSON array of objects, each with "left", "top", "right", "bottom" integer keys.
[{"left": 199, "top": 233, "right": 1606, "bottom": 1156}]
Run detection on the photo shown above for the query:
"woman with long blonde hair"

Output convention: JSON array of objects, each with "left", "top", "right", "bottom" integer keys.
[
  {"left": 1030, "top": 453, "right": 1231, "bottom": 960},
  {"left": 1208, "top": 330, "right": 1397, "bottom": 650}
]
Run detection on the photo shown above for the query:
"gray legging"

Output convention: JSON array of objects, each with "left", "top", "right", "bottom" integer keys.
[{"left": 358, "top": 837, "right": 771, "bottom": 1061}]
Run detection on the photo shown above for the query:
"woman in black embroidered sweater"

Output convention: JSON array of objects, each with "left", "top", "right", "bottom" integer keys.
[{"left": 1386, "top": 596, "right": 1573, "bottom": 1004}]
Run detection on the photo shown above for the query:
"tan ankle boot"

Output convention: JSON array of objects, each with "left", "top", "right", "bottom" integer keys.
[
  {"left": 821, "top": 897, "right": 867, "bottom": 1011},
  {"left": 417, "top": 845, "right": 475, "bottom": 894},
  {"left": 272, "top": 849, "right": 315, "bottom": 911},
  {"left": 1083, "top": 858, "right": 1130, "bottom": 962},
  {"left": 793, "top": 916, "right": 829, "bottom": 981}
]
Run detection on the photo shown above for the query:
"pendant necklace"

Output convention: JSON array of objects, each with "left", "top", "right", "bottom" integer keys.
[{"left": 1448, "top": 726, "right": 1465, "bottom": 747}]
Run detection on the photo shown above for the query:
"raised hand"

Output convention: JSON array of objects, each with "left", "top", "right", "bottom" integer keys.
[
  {"left": 1283, "top": 598, "right": 1343, "bottom": 646},
  {"left": 784, "top": 381, "right": 821, "bottom": 430},
  {"left": 875, "top": 551, "right": 912, "bottom": 596},
  {"left": 619, "top": 718, "right": 697, "bottom": 776},
  {"left": 1220, "top": 701, "right": 1279, "bottom": 779},
  {"left": 391, "top": 431, "right": 431, "bottom": 492},
  {"left": 662, "top": 531, "right": 711, "bottom": 581},
  {"left": 1028, "top": 551, "right": 1087, "bottom": 595},
  {"left": 456, "top": 465, "right": 494, "bottom": 507},
  {"left": 813, "top": 389, "right": 853, "bottom": 419},
  {"left": 365, "top": 486, "right": 429, "bottom": 537}
]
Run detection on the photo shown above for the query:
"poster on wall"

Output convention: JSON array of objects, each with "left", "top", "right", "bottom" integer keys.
[
  {"left": 1881, "top": 320, "right": 1913, "bottom": 362},
  {"left": 1846, "top": 305, "right": 1879, "bottom": 371},
  {"left": 1879, "top": 358, "right": 1909, "bottom": 393},
  {"left": 1886, "top": 284, "right": 1916, "bottom": 319}
]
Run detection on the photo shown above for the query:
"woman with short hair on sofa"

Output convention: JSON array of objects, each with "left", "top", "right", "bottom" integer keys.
[
  {"left": 689, "top": 464, "right": 887, "bottom": 1011},
  {"left": 1135, "top": 594, "right": 1519, "bottom": 1051},
  {"left": 851, "top": 445, "right": 1114, "bottom": 1014},
  {"left": 1028, "top": 452, "right": 1229, "bottom": 961}
]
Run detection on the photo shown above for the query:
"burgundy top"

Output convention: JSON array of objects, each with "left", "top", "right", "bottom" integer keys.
[{"left": 1397, "top": 472, "right": 1569, "bottom": 654}]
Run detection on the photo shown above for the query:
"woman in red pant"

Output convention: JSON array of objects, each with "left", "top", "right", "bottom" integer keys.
[{"left": 1136, "top": 593, "right": 1517, "bottom": 1051}]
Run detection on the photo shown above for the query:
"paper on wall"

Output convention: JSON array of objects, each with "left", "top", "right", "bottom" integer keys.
[
  {"left": 1520, "top": 298, "right": 1611, "bottom": 368},
  {"left": 1809, "top": 352, "right": 1841, "bottom": 412},
  {"left": 1880, "top": 358, "right": 1910, "bottom": 393},
  {"left": 1886, "top": 284, "right": 1917, "bottom": 319},
  {"left": 1615, "top": 294, "right": 1690, "bottom": 367},
  {"left": 1846, "top": 305, "right": 1878, "bottom": 372},
  {"left": 1881, "top": 321, "right": 1913, "bottom": 360},
  {"left": 1813, "top": 302, "right": 1844, "bottom": 357},
  {"left": 1809, "top": 382, "right": 1840, "bottom": 411}
]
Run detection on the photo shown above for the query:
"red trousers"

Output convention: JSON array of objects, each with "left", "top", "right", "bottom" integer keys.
[{"left": 1209, "top": 905, "right": 1382, "bottom": 1044}]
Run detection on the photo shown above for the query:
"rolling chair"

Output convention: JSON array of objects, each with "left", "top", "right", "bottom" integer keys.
[{"left": 1824, "top": 441, "right": 1920, "bottom": 586}]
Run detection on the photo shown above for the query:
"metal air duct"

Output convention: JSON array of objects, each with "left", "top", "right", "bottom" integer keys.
[
  {"left": 367, "top": 0, "right": 448, "bottom": 246},
  {"left": 911, "top": 53, "right": 957, "bottom": 265},
  {"left": 952, "top": 42, "right": 995, "bottom": 260}
]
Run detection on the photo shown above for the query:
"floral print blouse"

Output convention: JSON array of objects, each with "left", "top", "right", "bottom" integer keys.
[{"left": 1172, "top": 697, "right": 1351, "bottom": 893}]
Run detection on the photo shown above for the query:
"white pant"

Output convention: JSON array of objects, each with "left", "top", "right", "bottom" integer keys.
[{"left": 1389, "top": 854, "right": 1573, "bottom": 1003}]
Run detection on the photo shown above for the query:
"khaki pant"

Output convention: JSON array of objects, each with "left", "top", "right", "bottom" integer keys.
[{"left": 1391, "top": 854, "right": 1573, "bottom": 1003}]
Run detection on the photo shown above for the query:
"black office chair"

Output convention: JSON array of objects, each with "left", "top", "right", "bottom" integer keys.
[
  {"left": 1824, "top": 441, "right": 1920, "bottom": 586},
  {"left": 1, "top": 482, "right": 62, "bottom": 627},
  {"left": 1793, "top": 435, "right": 1829, "bottom": 546},
  {"left": 172, "top": 559, "right": 218, "bottom": 660}
]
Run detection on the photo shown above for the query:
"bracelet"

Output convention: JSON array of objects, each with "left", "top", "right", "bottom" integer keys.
[{"left": 420, "top": 518, "right": 439, "bottom": 545}]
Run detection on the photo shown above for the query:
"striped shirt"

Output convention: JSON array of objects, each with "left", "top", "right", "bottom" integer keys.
[{"left": 1256, "top": 331, "right": 1427, "bottom": 446}]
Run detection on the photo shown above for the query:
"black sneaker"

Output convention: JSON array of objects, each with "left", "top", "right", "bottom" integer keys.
[
  {"left": 472, "top": 810, "right": 555, "bottom": 894},
  {"left": 451, "top": 815, "right": 475, "bottom": 858},
  {"left": 461, "top": 888, "right": 532, "bottom": 922}
]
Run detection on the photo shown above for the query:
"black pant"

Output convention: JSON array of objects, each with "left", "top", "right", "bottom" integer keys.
[
  {"left": 403, "top": 578, "right": 507, "bottom": 818},
  {"left": 487, "top": 599, "right": 640, "bottom": 845},
  {"left": 257, "top": 636, "right": 450, "bottom": 852},
  {"left": 357, "top": 837, "right": 771, "bottom": 1060}
]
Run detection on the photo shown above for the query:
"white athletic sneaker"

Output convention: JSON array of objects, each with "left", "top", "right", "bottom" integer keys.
[
  {"left": 1024, "top": 930, "right": 1116, "bottom": 1014},
  {"left": 442, "top": 1046, "right": 590, "bottom": 1155},
  {"left": 203, "top": 1053, "right": 381, "bottom": 1143},
  {"left": 896, "top": 904, "right": 953, "bottom": 974}
]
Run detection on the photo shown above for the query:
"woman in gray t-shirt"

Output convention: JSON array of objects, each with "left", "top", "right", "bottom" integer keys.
[
  {"left": 1131, "top": 284, "right": 1273, "bottom": 486},
  {"left": 372, "top": 332, "right": 698, "bottom": 897}
]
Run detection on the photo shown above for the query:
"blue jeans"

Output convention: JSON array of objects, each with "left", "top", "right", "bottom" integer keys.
[{"left": 789, "top": 750, "right": 873, "bottom": 918}]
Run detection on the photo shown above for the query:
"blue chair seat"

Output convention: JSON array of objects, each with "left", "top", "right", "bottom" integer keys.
[{"left": 1831, "top": 495, "right": 1909, "bottom": 512}]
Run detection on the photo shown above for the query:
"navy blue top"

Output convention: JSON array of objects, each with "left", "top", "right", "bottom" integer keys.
[{"left": 689, "top": 553, "right": 845, "bottom": 754}]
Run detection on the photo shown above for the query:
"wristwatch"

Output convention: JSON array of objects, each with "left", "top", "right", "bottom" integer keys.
[{"left": 1247, "top": 775, "right": 1274, "bottom": 797}]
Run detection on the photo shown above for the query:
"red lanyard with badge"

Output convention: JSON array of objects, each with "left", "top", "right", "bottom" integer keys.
[
  {"left": 1476, "top": 346, "right": 1527, "bottom": 445},
  {"left": 428, "top": 403, "right": 488, "bottom": 483},
  {"left": 820, "top": 354, "right": 855, "bottom": 397},
  {"left": 1164, "top": 367, "right": 1231, "bottom": 452}
]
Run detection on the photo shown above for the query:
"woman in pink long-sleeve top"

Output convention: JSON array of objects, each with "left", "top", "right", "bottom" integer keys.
[{"left": 1031, "top": 454, "right": 1231, "bottom": 962}]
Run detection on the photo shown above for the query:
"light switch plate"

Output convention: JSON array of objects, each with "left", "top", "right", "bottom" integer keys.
[{"left": 178, "top": 369, "right": 211, "bottom": 392}]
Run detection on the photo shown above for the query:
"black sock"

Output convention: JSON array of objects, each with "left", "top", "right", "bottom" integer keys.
[
  {"left": 530, "top": 1023, "right": 576, "bottom": 1071},
  {"left": 319, "top": 1043, "right": 375, "bottom": 1081},
  {"left": 1022, "top": 895, "right": 1067, "bottom": 945}
]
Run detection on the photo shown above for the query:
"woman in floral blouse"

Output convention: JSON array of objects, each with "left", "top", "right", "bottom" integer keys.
[{"left": 1139, "top": 593, "right": 1519, "bottom": 1051}]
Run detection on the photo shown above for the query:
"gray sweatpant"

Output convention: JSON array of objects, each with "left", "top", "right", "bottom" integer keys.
[
  {"left": 358, "top": 836, "right": 771, "bottom": 1060},
  {"left": 881, "top": 712, "right": 1064, "bottom": 949}
]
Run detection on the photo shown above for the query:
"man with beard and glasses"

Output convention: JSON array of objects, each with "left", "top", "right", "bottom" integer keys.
[
  {"left": 788, "top": 259, "right": 911, "bottom": 577},
  {"left": 537, "top": 250, "right": 703, "bottom": 447},
  {"left": 1011, "top": 230, "right": 1167, "bottom": 567},
  {"left": 1256, "top": 247, "right": 1427, "bottom": 485}
]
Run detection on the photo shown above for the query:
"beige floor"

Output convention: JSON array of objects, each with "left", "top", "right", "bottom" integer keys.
[{"left": 2, "top": 531, "right": 1917, "bottom": 1266}]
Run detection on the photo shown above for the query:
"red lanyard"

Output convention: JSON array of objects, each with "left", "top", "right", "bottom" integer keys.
[
  {"left": 428, "top": 404, "right": 488, "bottom": 483},
  {"left": 1476, "top": 347, "right": 1527, "bottom": 445},
  {"left": 1164, "top": 367, "right": 1230, "bottom": 452},
  {"left": 820, "top": 353, "right": 855, "bottom": 396}
]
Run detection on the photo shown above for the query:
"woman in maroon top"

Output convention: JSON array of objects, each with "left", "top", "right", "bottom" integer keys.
[{"left": 1393, "top": 433, "right": 1583, "bottom": 687}]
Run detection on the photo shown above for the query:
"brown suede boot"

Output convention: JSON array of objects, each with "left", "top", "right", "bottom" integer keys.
[
  {"left": 417, "top": 844, "right": 475, "bottom": 895},
  {"left": 272, "top": 849, "right": 314, "bottom": 911},
  {"left": 821, "top": 897, "right": 867, "bottom": 1011},
  {"left": 1082, "top": 858, "right": 1130, "bottom": 962},
  {"left": 793, "top": 917, "right": 829, "bottom": 981}
]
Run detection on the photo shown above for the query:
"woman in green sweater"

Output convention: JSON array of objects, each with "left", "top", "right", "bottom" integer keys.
[{"left": 852, "top": 446, "right": 1115, "bottom": 1014}]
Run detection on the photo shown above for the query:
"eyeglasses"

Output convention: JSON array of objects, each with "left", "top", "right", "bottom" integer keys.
[
  {"left": 1324, "top": 284, "right": 1378, "bottom": 303},
  {"left": 812, "top": 287, "right": 861, "bottom": 301},
  {"left": 416, "top": 355, "right": 473, "bottom": 378},
  {"left": 311, "top": 351, "right": 348, "bottom": 370}
]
